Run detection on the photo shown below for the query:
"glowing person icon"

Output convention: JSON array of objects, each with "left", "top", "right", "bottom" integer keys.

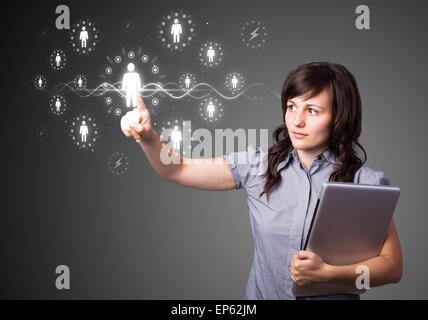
[
  {"left": 184, "top": 76, "right": 191, "bottom": 89},
  {"left": 171, "top": 125, "right": 182, "bottom": 150},
  {"left": 122, "top": 63, "right": 142, "bottom": 108},
  {"left": 55, "top": 98, "right": 61, "bottom": 111},
  {"left": 231, "top": 75, "right": 238, "bottom": 88},
  {"left": 78, "top": 77, "right": 83, "bottom": 88},
  {"left": 38, "top": 78, "right": 43, "bottom": 88},
  {"left": 207, "top": 101, "right": 215, "bottom": 118},
  {"left": 171, "top": 19, "right": 182, "bottom": 43},
  {"left": 80, "top": 26, "right": 89, "bottom": 48},
  {"left": 79, "top": 120, "right": 89, "bottom": 142},
  {"left": 207, "top": 46, "right": 215, "bottom": 63},
  {"left": 55, "top": 53, "right": 61, "bottom": 67}
]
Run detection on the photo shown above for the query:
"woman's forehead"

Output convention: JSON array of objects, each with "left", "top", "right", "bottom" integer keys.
[{"left": 289, "top": 90, "right": 331, "bottom": 108}]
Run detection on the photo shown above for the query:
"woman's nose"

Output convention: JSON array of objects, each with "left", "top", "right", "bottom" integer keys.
[{"left": 294, "top": 111, "right": 305, "bottom": 126}]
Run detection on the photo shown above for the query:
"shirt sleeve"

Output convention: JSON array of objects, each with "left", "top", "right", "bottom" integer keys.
[
  {"left": 373, "top": 170, "right": 391, "bottom": 186},
  {"left": 223, "top": 145, "right": 267, "bottom": 190},
  {"left": 354, "top": 165, "right": 391, "bottom": 186}
]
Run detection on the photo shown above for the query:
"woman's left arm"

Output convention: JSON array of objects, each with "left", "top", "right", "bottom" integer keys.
[{"left": 291, "top": 218, "right": 403, "bottom": 287}]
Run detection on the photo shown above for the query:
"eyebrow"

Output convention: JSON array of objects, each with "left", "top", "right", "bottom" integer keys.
[{"left": 288, "top": 100, "right": 325, "bottom": 110}]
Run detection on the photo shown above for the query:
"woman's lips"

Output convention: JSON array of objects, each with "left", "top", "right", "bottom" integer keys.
[{"left": 293, "top": 131, "right": 307, "bottom": 138}]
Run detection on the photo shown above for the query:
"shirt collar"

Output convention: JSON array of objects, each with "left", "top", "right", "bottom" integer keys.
[{"left": 276, "top": 148, "right": 338, "bottom": 173}]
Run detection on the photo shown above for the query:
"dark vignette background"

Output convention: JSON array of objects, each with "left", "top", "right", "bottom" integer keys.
[{"left": 4, "top": 0, "right": 428, "bottom": 299}]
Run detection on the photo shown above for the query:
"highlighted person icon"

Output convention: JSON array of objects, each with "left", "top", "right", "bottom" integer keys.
[
  {"left": 171, "top": 19, "right": 182, "bottom": 43},
  {"left": 171, "top": 125, "right": 182, "bottom": 150},
  {"left": 55, "top": 98, "right": 61, "bottom": 111},
  {"left": 207, "top": 46, "right": 215, "bottom": 63},
  {"left": 80, "top": 26, "right": 89, "bottom": 48},
  {"left": 79, "top": 121, "right": 89, "bottom": 142},
  {"left": 55, "top": 53, "right": 61, "bottom": 67},
  {"left": 207, "top": 101, "right": 215, "bottom": 118},
  {"left": 185, "top": 76, "right": 191, "bottom": 89},
  {"left": 122, "top": 63, "right": 142, "bottom": 108},
  {"left": 231, "top": 75, "right": 238, "bottom": 88}
]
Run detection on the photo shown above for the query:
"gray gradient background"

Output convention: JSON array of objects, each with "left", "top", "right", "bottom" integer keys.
[{"left": 5, "top": 0, "right": 427, "bottom": 299}]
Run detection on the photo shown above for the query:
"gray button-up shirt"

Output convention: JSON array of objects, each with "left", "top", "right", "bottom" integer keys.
[{"left": 224, "top": 145, "right": 391, "bottom": 300}]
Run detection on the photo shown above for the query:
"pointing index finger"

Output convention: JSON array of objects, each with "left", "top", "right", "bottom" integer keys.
[{"left": 136, "top": 95, "right": 147, "bottom": 112}]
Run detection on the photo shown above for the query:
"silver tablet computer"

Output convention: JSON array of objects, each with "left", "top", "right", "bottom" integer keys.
[{"left": 293, "top": 181, "right": 401, "bottom": 297}]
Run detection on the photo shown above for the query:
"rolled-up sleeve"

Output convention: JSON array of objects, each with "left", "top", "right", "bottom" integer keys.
[
  {"left": 224, "top": 151, "right": 243, "bottom": 189},
  {"left": 355, "top": 165, "right": 391, "bottom": 186},
  {"left": 373, "top": 170, "right": 391, "bottom": 186},
  {"left": 223, "top": 145, "right": 265, "bottom": 190}
]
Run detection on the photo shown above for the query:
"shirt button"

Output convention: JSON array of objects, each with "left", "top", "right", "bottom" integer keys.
[{"left": 317, "top": 156, "right": 322, "bottom": 160}]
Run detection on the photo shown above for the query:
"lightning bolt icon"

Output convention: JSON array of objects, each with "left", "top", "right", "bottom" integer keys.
[
  {"left": 249, "top": 26, "right": 260, "bottom": 41},
  {"left": 114, "top": 157, "right": 123, "bottom": 169}
]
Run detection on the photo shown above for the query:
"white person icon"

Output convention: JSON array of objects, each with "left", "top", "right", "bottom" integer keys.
[
  {"left": 171, "top": 19, "right": 182, "bottom": 43},
  {"left": 207, "top": 46, "right": 215, "bottom": 62},
  {"left": 55, "top": 53, "right": 61, "bottom": 66},
  {"left": 171, "top": 125, "right": 182, "bottom": 150},
  {"left": 79, "top": 120, "right": 89, "bottom": 142},
  {"left": 121, "top": 63, "right": 142, "bottom": 108},
  {"left": 231, "top": 75, "right": 238, "bottom": 88},
  {"left": 55, "top": 98, "right": 61, "bottom": 111},
  {"left": 207, "top": 101, "right": 215, "bottom": 118},
  {"left": 185, "top": 76, "right": 191, "bottom": 89},
  {"left": 80, "top": 26, "right": 89, "bottom": 48}
]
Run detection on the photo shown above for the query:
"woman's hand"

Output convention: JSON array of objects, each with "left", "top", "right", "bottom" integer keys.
[
  {"left": 290, "top": 250, "right": 331, "bottom": 286},
  {"left": 120, "top": 95, "right": 154, "bottom": 143},
  {"left": 118, "top": 94, "right": 236, "bottom": 191}
]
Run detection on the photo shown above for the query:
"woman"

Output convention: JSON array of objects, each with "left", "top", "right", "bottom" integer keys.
[{"left": 120, "top": 62, "right": 402, "bottom": 300}]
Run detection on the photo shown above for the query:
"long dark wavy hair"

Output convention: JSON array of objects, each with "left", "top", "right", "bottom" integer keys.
[{"left": 260, "top": 62, "right": 367, "bottom": 202}]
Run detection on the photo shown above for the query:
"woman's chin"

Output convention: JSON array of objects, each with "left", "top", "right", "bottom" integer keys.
[{"left": 292, "top": 141, "right": 307, "bottom": 148}]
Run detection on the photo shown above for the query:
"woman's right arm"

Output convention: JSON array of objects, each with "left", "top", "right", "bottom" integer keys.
[{"left": 121, "top": 96, "right": 237, "bottom": 191}]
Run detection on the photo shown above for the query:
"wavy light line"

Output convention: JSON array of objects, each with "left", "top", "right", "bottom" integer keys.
[{"left": 51, "top": 81, "right": 281, "bottom": 101}]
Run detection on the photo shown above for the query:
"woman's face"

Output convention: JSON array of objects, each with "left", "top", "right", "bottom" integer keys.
[{"left": 285, "top": 88, "right": 333, "bottom": 152}]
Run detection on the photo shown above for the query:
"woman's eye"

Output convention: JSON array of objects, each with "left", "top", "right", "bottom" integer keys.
[{"left": 288, "top": 105, "right": 317, "bottom": 114}]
